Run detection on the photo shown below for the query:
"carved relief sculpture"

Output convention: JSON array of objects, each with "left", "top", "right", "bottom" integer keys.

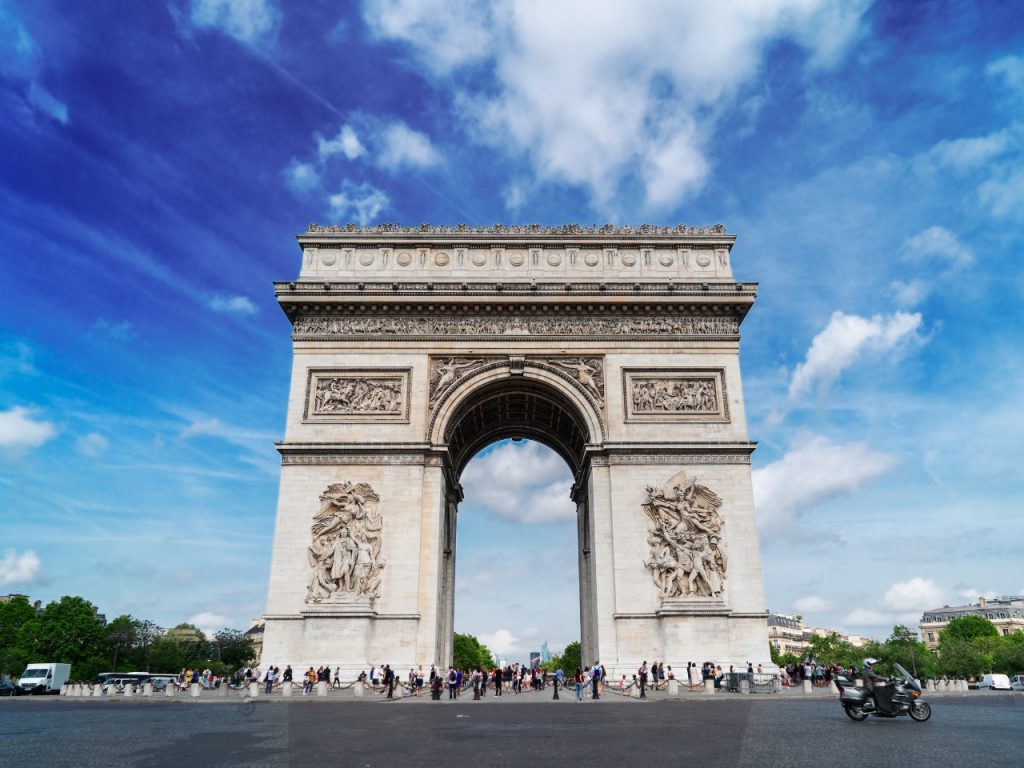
[
  {"left": 641, "top": 474, "right": 727, "bottom": 599},
  {"left": 632, "top": 377, "right": 717, "bottom": 413},
  {"left": 314, "top": 377, "right": 403, "bottom": 415},
  {"left": 429, "top": 357, "right": 485, "bottom": 406},
  {"left": 306, "top": 482, "right": 385, "bottom": 605},
  {"left": 295, "top": 314, "right": 739, "bottom": 339},
  {"left": 547, "top": 358, "right": 604, "bottom": 406},
  {"left": 304, "top": 369, "right": 410, "bottom": 422}
]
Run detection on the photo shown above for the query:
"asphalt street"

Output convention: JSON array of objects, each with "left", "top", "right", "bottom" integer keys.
[{"left": 1, "top": 694, "right": 1020, "bottom": 767}]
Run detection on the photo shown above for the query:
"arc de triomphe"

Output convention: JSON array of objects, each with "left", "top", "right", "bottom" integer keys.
[{"left": 260, "top": 224, "right": 771, "bottom": 676}]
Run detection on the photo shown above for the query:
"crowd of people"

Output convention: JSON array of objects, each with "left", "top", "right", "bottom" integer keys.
[{"left": 232, "top": 659, "right": 784, "bottom": 698}]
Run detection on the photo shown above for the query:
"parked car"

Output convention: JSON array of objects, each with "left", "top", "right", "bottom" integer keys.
[
  {"left": 0, "top": 679, "right": 22, "bottom": 696},
  {"left": 1009, "top": 675, "right": 1024, "bottom": 691},
  {"left": 977, "top": 673, "right": 1011, "bottom": 690}
]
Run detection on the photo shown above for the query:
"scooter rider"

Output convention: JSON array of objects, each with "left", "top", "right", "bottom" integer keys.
[{"left": 862, "top": 658, "right": 892, "bottom": 714}]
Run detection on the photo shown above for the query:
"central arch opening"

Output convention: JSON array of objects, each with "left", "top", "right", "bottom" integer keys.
[
  {"left": 434, "top": 374, "right": 600, "bottom": 670},
  {"left": 454, "top": 439, "right": 580, "bottom": 668}
]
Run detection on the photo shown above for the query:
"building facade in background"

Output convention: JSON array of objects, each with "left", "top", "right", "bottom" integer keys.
[{"left": 919, "top": 596, "right": 1024, "bottom": 649}]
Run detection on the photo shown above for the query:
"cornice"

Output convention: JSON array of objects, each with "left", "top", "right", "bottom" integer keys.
[
  {"left": 275, "top": 280, "right": 757, "bottom": 300},
  {"left": 301, "top": 222, "right": 731, "bottom": 240}
]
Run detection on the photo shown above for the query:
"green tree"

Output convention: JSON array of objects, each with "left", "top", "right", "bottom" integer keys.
[
  {"left": 883, "top": 625, "right": 937, "bottom": 680},
  {"left": 992, "top": 631, "right": 1024, "bottom": 675},
  {"left": 213, "top": 628, "right": 255, "bottom": 670},
  {"left": 936, "top": 636, "right": 993, "bottom": 678},
  {"left": 553, "top": 641, "right": 582, "bottom": 673},
  {"left": 941, "top": 615, "right": 999, "bottom": 642},
  {"left": 452, "top": 633, "right": 494, "bottom": 670},
  {"left": 805, "top": 632, "right": 861, "bottom": 669},
  {"left": 0, "top": 596, "right": 37, "bottom": 676},
  {"left": 769, "top": 644, "right": 799, "bottom": 668},
  {"left": 18, "top": 596, "right": 105, "bottom": 676},
  {"left": 105, "top": 615, "right": 142, "bottom": 672}
]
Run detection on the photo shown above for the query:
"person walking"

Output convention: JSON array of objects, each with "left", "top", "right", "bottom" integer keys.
[
  {"left": 591, "top": 661, "right": 601, "bottom": 700},
  {"left": 574, "top": 668, "right": 584, "bottom": 701},
  {"left": 638, "top": 661, "right": 648, "bottom": 698},
  {"left": 447, "top": 667, "right": 458, "bottom": 700}
]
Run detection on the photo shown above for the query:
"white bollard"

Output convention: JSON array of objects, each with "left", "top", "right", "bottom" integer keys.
[
  {"left": 124, "top": 683, "right": 134, "bottom": 697},
  {"left": 165, "top": 684, "right": 176, "bottom": 698},
  {"left": 106, "top": 684, "right": 117, "bottom": 697},
  {"left": 249, "top": 681, "right": 260, "bottom": 697},
  {"left": 143, "top": 683, "right": 153, "bottom": 697},
  {"left": 926, "top": 680, "right": 935, "bottom": 692},
  {"left": 802, "top": 679, "right": 812, "bottom": 694},
  {"left": 69, "top": 684, "right": 79, "bottom": 697},
  {"left": 282, "top": 682, "right": 292, "bottom": 697},
  {"left": 704, "top": 679, "right": 715, "bottom": 694},
  {"left": 740, "top": 678, "right": 751, "bottom": 695},
  {"left": 828, "top": 680, "right": 839, "bottom": 694},
  {"left": 218, "top": 682, "right": 229, "bottom": 697},
  {"left": 353, "top": 682, "right": 363, "bottom": 697},
  {"left": 190, "top": 683, "right": 201, "bottom": 698},
  {"left": 317, "top": 681, "right": 327, "bottom": 697},
  {"left": 960, "top": 680, "right": 969, "bottom": 692},
  {"left": 60, "top": 683, "right": 69, "bottom": 697},
  {"left": 93, "top": 684, "right": 103, "bottom": 698},
  {"left": 668, "top": 679, "right": 679, "bottom": 696}
]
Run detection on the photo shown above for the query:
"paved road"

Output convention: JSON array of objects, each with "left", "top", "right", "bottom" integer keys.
[{"left": 2, "top": 694, "right": 1021, "bottom": 767}]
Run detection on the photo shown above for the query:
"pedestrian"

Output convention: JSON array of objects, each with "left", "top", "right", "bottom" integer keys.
[
  {"left": 264, "top": 666, "right": 275, "bottom": 694},
  {"left": 575, "top": 668, "right": 584, "bottom": 701},
  {"left": 591, "top": 661, "right": 601, "bottom": 699},
  {"left": 638, "top": 661, "right": 648, "bottom": 698},
  {"left": 447, "top": 667, "right": 458, "bottom": 700}
]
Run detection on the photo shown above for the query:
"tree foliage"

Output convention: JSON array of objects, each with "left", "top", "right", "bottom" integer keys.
[
  {"left": 453, "top": 632, "right": 494, "bottom": 670},
  {"left": 941, "top": 616, "right": 999, "bottom": 642},
  {"left": 0, "top": 594, "right": 254, "bottom": 681}
]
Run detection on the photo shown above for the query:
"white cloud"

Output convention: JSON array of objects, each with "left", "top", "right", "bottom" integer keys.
[
  {"left": 317, "top": 124, "right": 365, "bottom": 161},
  {"left": 376, "top": 122, "right": 443, "bottom": 171},
  {"left": 926, "top": 130, "right": 1013, "bottom": 172},
  {"left": 188, "top": 0, "right": 280, "bottom": 47},
  {"left": 284, "top": 160, "right": 320, "bottom": 193},
  {"left": 75, "top": 432, "right": 109, "bottom": 458},
  {"left": 461, "top": 441, "right": 575, "bottom": 524},
  {"left": 327, "top": 180, "right": 389, "bottom": 225},
  {"left": 0, "top": 550, "right": 41, "bottom": 588},
  {"left": 842, "top": 607, "right": 892, "bottom": 626},
  {"left": 752, "top": 435, "right": 899, "bottom": 537},
  {"left": 362, "top": 0, "right": 493, "bottom": 76},
  {"left": 880, "top": 577, "right": 945, "bottom": 612},
  {"left": 788, "top": 311, "right": 924, "bottom": 400},
  {"left": 793, "top": 596, "right": 832, "bottom": 614},
  {"left": 478, "top": 628, "right": 520, "bottom": 659},
  {"left": 901, "top": 226, "right": 974, "bottom": 268},
  {"left": 986, "top": 54, "right": 1024, "bottom": 95},
  {"left": 979, "top": 167, "right": 1024, "bottom": 219},
  {"left": 890, "top": 278, "right": 930, "bottom": 308},
  {"left": 364, "top": 0, "right": 869, "bottom": 209},
  {"left": 187, "top": 610, "right": 231, "bottom": 638},
  {"left": 0, "top": 406, "right": 57, "bottom": 449},
  {"left": 209, "top": 294, "right": 258, "bottom": 315}
]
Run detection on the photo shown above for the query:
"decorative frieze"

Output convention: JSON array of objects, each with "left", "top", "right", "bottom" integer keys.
[
  {"left": 294, "top": 313, "right": 739, "bottom": 340},
  {"left": 303, "top": 369, "right": 410, "bottom": 423},
  {"left": 622, "top": 368, "right": 729, "bottom": 422},
  {"left": 642, "top": 472, "right": 727, "bottom": 600},
  {"left": 305, "top": 223, "right": 728, "bottom": 236},
  {"left": 306, "top": 482, "right": 385, "bottom": 606}
]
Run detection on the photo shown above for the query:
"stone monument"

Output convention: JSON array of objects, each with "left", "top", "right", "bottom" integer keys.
[{"left": 260, "top": 223, "right": 771, "bottom": 677}]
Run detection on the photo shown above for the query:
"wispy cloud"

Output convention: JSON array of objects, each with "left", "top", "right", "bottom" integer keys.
[
  {"left": 209, "top": 294, "right": 258, "bottom": 315},
  {"left": 327, "top": 180, "right": 389, "bottom": 225},
  {"left": 186, "top": 0, "right": 281, "bottom": 48},
  {"left": 788, "top": 311, "right": 925, "bottom": 401},
  {"left": 364, "top": 0, "right": 870, "bottom": 210},
  {"left": 75, "top": 432, "right": 109, "bottom": 458},
  {"left": 753, "top": 435, "right": 899, "bottom": 538},
  {"left": 461, "top": 441, "right": 574, "bottom": 524},
  {"left": 0, "top": 4, "right": 69, "bottom": 123}
]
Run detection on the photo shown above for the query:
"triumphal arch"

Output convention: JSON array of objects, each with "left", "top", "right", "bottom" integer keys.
[{"left": 261, "top": 223, "right": 771, "bottom": 676}]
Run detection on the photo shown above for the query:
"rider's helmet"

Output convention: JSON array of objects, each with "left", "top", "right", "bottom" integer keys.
[{"left": 863, "top": 658, "right": 878, "bottom": 667}]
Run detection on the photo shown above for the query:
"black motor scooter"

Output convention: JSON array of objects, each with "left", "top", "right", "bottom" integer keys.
[{"left": 836, "top": 662, "right": 932, "bottom": 722}]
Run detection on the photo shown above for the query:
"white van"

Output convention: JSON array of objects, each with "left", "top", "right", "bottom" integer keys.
[
  {"left": 18, "top": 663, "right": 71, "bottom": 694},
  {"left": 978, "top": 673, "right": 1011, "bottom": 690}
]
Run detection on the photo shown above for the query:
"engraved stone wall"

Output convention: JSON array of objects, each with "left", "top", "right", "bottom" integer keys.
[
  {"left": 303, "top": 369, "right": 410, "bottom": 422},
  {"left": 623, "top": 368, "right": 729, "bottom": 422}
]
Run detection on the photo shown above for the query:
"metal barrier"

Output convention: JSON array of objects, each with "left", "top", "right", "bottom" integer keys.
[{"left": 723, "top": 672, "right": 780, "bottom": 693}]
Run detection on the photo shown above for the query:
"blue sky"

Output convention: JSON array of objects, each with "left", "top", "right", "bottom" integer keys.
[{"left": 1, "top": 0, "right": 1022, "bottom": 659}]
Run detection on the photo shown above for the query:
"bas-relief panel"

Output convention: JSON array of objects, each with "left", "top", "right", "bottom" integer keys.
[
  {"left": 303, "top": 368, "right": 410, "bottom": 423},
  {"left": 622, "top": 368, "right": 729, "bottom": 423},
  {"left": 306, "top": 482, "right": 384, "bottom": 608},
  {"left": 642, "top": 471, "right": 727, "bottom": 600}
]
